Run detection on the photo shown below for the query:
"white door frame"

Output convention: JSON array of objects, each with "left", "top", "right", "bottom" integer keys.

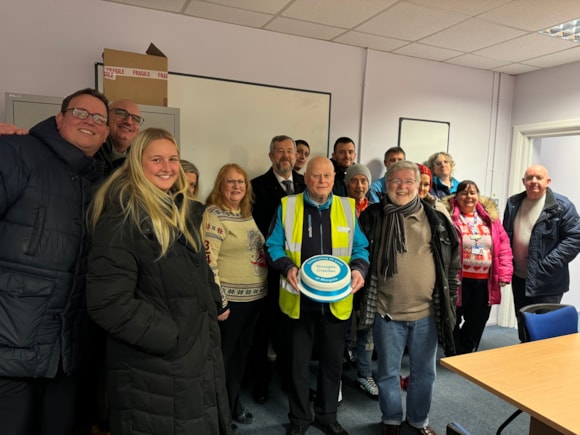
[
  {"left": 495, "top": 118, "right": 580, "bottom": 327},
  {"left": 509, "top": 118, "right": 580, "bottom": 195}
]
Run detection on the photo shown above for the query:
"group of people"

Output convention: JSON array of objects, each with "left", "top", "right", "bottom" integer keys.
[
  {"left": 316, "top": 137, "right": 580, "bottom": 435},
  {"left": 1, "top": 88, "right": 579, "bottom": 435}
]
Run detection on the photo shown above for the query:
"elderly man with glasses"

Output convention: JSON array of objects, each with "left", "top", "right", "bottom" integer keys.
[{"left": 358, "top": 161, "right": 459, "bottom": 435}]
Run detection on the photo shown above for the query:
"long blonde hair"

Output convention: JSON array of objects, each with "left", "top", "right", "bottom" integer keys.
[
  {"left": 89, "top": 128, "right": 199, "bottom": 256},
  {"left": 206, "top": 163, "right": 253, "bottom": 217}
]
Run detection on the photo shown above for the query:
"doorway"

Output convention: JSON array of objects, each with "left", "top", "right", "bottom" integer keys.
[{"left": 498, "top": 119, "right": 580, "bottom": 327}]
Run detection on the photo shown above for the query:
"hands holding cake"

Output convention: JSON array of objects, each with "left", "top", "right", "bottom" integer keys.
[
  {"left": 286, "top": 255, "right": 365, "bottom": 301},
  {"left": 349, "top": 269, "right": 365, "bottom": 293},
  {"left": 286, "top": 267, "right": 301, "bottom": 293}
]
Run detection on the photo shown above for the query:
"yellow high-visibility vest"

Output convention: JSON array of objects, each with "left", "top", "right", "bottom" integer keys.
[{"left": 279, "top": 193, "right": 355, "bottom": 319}]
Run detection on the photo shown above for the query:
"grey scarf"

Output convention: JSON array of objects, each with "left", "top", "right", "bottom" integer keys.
[{"left": 379, "top": 195, "right": 422, "bottom": 280}]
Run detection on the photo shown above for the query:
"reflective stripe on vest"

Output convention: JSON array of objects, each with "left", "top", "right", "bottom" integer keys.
[{"left": 279, "top": 194, "right": 355, "bottom": 319}]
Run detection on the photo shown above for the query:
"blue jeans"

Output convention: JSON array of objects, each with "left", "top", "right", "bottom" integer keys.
[
  {"left": 373, "top": 312, "right": 437, "bottom": 428},
  {"left": 356, "top": 326, "right": 373, "bottom": 378}
]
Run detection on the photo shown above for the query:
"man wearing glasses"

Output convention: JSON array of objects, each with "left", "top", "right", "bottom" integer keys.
[
  {"left": 0, "top": 88, "right": 110, "bottom": 434},
  {"left": 0, "top": 98, "right": 143, "bottom": 174},
  {"left": 250, "top": 135, "right": 305, "bottom": 405},
  {"left": 100, "top": 99, "right": 144, "bottom": 171},
  {"left": 358, "top": 161, "right": 459, "bottom": 435}
]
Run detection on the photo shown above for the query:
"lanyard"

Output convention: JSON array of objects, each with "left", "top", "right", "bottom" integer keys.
[{"left": 461, "top": 211, "right": 481, "bottom": 247}]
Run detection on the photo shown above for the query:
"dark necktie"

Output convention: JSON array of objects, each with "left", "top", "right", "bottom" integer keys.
[{"left": 282, "top": 179, "right": 294, "bottom": 194}]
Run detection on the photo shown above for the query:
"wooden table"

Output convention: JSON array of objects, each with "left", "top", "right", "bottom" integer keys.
[{"left": 441, "top": 333, "right": 580, "bottom": 435}]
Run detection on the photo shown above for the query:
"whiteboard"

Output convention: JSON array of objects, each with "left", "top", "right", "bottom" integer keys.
[
  {"left": 97, "top": 65, "right": 331, "bottom": 201},
  {"left": 398, "top": 117, "right": 450, "bottom": 164}
]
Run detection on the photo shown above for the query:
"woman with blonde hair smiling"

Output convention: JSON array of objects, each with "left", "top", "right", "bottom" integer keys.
[
  {"left": 86, "top": 128, "right": 232, "bottom": 435},
  {"left": 204, "top": 163, "right": 267, "bottom": 429}
]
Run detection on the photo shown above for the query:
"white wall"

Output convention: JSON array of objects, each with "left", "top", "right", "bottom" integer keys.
[
  {"left": 359, "top": 51, "right": 514, "bottom": 207},
  {"left": 512, "top": 60, "right": 580, "bottom": 126},
  {"left": 0, "top": 0, "right": 363, "bottom": 161},
  {"left": 0, "top": 0, "right": 514, "bottom": 203}
]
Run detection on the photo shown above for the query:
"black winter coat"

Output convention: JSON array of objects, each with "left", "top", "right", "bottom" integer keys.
[
  {"left": 251, "top": 168, "right": 305, "bottom": 238},
  {"left": 86, "top": 201, "right": 232, "bottom": 435},
  {"left": 0, "top": 117, "right": 103, "bottom": 378}
]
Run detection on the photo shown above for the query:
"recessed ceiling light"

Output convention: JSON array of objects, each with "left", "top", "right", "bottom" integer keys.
[{"left": 539, "top": 19, "right": 580, "bottom": 42}]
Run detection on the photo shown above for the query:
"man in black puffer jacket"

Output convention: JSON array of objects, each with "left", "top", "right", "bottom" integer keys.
[{"left": 0, "top": 88, "right": 110, "bottom": 435}]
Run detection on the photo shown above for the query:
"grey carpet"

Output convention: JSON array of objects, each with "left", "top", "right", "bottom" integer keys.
[{"left": 237, "top": 325, "right": 528, "bottom": 434}]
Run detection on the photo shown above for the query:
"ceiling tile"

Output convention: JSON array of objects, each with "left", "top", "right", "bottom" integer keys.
[
  {"left": 101, "top": 0, "right": 580, "bottom": 74},
  {"left": 266, "top": 17, "right": 345, "bottom": 40},
  {"left": 103, "top": 0, "right": 186, "bottom": 13},
  {"left": 183, "top": 1, "right": 272, "bottom": 27},
  {"left": 335, "top": 31, "right": 409, "bottom": 52},
  {"left": 394, "top": 43, "right": 464, "bottom": 61},
  {"left": 445, "top": 53, "right": 510, "bottom": 69},
  {"left": 420, "top": 18, "right": 526, "bottom": 52},
  {"left": 493, "top": 63, "right": 540, "bottom": 74},
  {"left": 523, "top": 46, "right": 580, "bottom": 68},
  {"left": 408, "top": 0, "right": 513, "bottom": 16},
  {"left": 476, "top": 33, "right": 577, "bottom": 62},
  {"left": 356, "top": 2, "right": 468, "bottom": 41},
  {"left": 205, "top": 0, "right": 291, "bottom": 15},
  {"left": 282, "top": 0, "right": 397, "bottom": 28},
  {"left": 479, "top": 0, "right": 580, "bottom": 31}
]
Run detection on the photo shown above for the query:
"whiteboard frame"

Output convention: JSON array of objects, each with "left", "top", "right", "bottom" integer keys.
[{"left": 397, "top": 117, "right": 450, "bottom": 163}]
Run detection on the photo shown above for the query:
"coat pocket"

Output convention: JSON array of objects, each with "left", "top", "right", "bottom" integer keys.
[{"left": 0, "top": 269, "right": 55, "bottom": 348}]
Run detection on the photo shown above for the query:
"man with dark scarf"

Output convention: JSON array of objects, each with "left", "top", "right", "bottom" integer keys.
[{"left": 358, "top": 161, "right": 459, "bottom": 435}]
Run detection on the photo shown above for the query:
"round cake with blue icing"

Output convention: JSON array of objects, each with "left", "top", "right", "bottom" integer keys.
[{"left": 298, "top": 255, "right": 352, "bottom": 302}]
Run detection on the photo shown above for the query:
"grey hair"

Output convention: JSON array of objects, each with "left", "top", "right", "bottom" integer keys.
[
  {"left": 269, "top": 135, "right": 295, "bottom": 154},
  {"left": 387, "top": 160, "right": 420, "bottom": 182}
]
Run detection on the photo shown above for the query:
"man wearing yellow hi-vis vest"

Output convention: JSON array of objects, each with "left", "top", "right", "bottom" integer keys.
[{"left": 266, "top": 156, "right": 369, "bottom": 435}]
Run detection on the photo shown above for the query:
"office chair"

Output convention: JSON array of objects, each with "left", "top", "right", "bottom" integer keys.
[{"left": 496, "top": 303, "right": 579, "bottom": 435}]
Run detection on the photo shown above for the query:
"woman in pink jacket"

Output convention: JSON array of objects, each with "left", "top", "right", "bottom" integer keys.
[{"left": 445, "top": 180, "right": 513, "bottom": 354}]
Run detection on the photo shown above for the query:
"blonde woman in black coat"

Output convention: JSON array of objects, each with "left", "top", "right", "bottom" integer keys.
[{"left": 86, "top": 128, "right": 232, "bottom": 435}]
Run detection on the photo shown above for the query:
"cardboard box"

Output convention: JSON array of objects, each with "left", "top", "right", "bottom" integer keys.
[{"left": 103, "top": 44, "right": 168, "bottom": 106}]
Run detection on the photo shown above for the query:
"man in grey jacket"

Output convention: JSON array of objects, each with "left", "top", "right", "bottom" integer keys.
[{"left": 503, "top": 164, "right": 580, "bottom": 340}]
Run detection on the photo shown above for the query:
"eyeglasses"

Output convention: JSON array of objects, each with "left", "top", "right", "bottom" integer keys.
[
  {"left": 387, "top": 178, "right": 417, "bottom": 186},
  {"left": 225, "top": 179, "right": 246, "bottom": 186},
  {"left": 434, "top": 160, "right": 451, "bottom": 166},
  {"left": 62, "top": 108, "right": 108, "bottom": 126},
  {"left": 110, "top": 108, "right": 144, "bottom": 125}
]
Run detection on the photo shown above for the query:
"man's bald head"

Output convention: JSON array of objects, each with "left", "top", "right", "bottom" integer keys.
[{"left": 523, "top": 164, "right": 551, "bottom": 200}]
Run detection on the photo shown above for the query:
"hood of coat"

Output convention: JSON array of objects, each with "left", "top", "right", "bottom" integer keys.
[{"left": 442, "top": 194, "right": 499, "bottom": 222}]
